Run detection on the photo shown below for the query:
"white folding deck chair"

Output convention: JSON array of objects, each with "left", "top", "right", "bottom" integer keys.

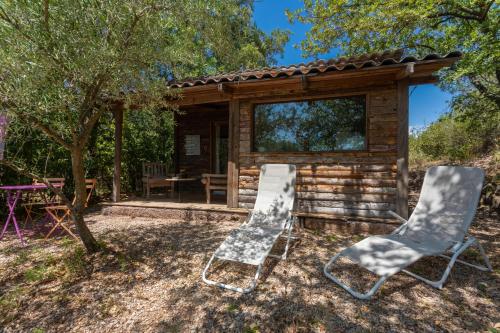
[
  {"left": 202, "top": 164, "right": 297, "bottom": 293},
  {"left": 324, "top": 166, "right": 492, "bottom": 300}
]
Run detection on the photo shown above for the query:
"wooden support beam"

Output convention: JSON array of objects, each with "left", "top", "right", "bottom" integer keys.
[
  {"left": 173, "top": 111, "right": 179, "bottom": 173},
  {"left": 409, "top": 76, "right": 438, "bottom": 85},
  {"left": 227, "top": 100, "right": 240, "bottom": 208},
  {"left": 112, "top": 109, "right": 123, "bottom": 202},
  {"left": 396, "top": 78, "right": 409, "bottom": 219},
  {"left": 301, "top": 74, "right": 309, "bottom": 91},
  {"left": 395, "top": 62, "right": 415, "bottom": 80},
  {"left": 217, "top": 83, "right": 235, "bottom": 94}
]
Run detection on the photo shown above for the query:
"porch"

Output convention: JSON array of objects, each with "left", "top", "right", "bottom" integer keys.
[{"left": 101, "top": 193, "right": 247, "bottom": 223}]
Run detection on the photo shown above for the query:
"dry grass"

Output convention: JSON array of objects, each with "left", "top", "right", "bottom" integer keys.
[{"left": 0, "top": 207, "right": 498, "bottom": 333}]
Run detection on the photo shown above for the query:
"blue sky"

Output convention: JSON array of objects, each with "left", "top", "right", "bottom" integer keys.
[{"left": 253, "top": 0, "right": 453, "bottom": 128}]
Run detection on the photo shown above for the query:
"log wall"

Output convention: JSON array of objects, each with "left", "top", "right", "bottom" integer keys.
[{"left": 237, "top": 89, "right": 399, "bottom": 222}]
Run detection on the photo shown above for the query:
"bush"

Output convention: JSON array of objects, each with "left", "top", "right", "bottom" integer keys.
[{"left": 410, "top": 109, "right": 499, "bottom": 164}]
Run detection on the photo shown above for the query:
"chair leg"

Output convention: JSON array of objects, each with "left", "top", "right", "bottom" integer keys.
[
  {"left": 23, "top": 205, "right": 33, "bottom": 228},
  {"left": 206, "top": 186, "right": 211, "bottom": 204},
  {"left": 324, "top": 252, "right": 388, "bottom": 300},
  {"left": 269, "top": 222, "right": 298, "bottom": 261},
  {"left": 45, "top": 213, "right": 63, "bottom": 239},
  {"left": 59, "top": 221, "right": 79, "bottom": 241},
  {"left": 170, "top": 182, "right": 175, "bottom": 199},
  {"left": 202, "top": 254, "right": 263, "bottom": 293},
  {"left": 402, "top": 237, "right": 492, "bottom": 289},
  {"left": 45, "top": 209, "right": 78, "bottom": 240}
]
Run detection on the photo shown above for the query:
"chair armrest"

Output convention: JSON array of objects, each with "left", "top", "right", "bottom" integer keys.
[
  {"left": 388, "top": 211, "right": 409, "bottom": 235},
  {"left": 391, "top": 222, "right": 409, "bottom": 235},
  {"left": 388, "top": 210, "right": 408, "bottom": 223},
  {"left": 285, "top": 214, "right": 297, "bottom": 230},
  {"left": 242, "top": 210, "right": 253, "bottom": 225}
]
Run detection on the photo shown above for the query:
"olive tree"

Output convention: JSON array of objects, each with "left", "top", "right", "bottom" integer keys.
[{"left": 0, "top": 0, "right": 287, "bottom": 252}]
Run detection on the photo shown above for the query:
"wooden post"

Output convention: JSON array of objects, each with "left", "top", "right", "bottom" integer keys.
[
  {"left": 396, "top": 78, "right": 409, "bottom": 219},
  {"left": 173, "top": 111, "right": 179, "bottom": 174},
  {"left": 112, "top": 109, "right": 123, "bottom": 202},
  {"left": 227, "top": 100, "right": 240, "bottom": 208}
]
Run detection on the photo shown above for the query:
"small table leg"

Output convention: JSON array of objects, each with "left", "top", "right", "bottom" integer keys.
[
  {"left": 170, "top": 182, "right": 175, "bottom": 199},
  {"left": 0, "top": 190, "right": 24, "bottom": 245},
  {"left": 178, "top": 182, "right": 182, "bottom": 202}
]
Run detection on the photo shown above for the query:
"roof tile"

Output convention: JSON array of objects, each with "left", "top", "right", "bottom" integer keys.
[{"left": 168, "top": 49, "right": 461, "bottom": 88}]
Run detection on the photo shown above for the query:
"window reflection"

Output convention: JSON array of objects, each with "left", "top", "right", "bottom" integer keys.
[{"left": 253, "top": 96, "right": 366, "bottom": 152}]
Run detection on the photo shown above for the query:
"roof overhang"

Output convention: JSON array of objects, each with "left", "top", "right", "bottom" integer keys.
[{"left": 170, "top": 54, "right": 460, "bottom": 106}]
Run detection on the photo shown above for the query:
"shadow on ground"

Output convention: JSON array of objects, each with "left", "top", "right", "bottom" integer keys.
[{"left": 0, "top": 209, "right": 498, "bottom": 332}]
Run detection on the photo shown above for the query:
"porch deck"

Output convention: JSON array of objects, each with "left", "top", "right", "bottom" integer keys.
[
  {"left": 100, "top": 194, "right": 397, "bottom": 234},
  {"left": 101, "top": 193, "right": 247, "bottom": 222}
]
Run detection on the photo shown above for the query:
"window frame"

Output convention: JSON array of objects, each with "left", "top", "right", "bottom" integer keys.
[{"left": 251, "top": 94, "right": 368, "bottom": 153}]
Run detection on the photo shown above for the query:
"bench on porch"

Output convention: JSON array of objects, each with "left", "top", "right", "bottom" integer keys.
[
  {"left": 142, "top": 162, "right": 174, "bottom": 198},
  {"left": 201, "top": 174, "right": 227, "bottom": 204}
]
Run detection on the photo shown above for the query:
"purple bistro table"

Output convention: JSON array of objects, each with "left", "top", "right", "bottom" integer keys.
[{"left": 0, "top": 184, "right": 62, "bottom": 245}]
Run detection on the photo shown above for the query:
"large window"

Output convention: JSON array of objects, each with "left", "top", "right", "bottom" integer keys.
[{"left": 253, "top": 95, "right": 366, "bottom": 152}]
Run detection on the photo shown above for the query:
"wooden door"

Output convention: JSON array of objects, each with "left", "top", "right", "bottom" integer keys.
[{"left": 211, "top": 121, "right": 229, "bottom": 174}]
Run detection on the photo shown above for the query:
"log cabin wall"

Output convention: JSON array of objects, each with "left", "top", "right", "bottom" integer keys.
[
  {"left": 175, "top": 108, "right": 228, "bottom": 177},
  {"left": 237, "top": 88, "right": 399, "bottom": 230},
  {"left": 166, "top": 52, "right": 460, "bottom": 231}
]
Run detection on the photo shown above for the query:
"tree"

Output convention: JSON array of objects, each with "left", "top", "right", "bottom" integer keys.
[
  {"left": 287, "top": 0, "right": 499, "bottom": 114},
  {"left": 0, "top": 0, "right": 287, "bottom": 253}
]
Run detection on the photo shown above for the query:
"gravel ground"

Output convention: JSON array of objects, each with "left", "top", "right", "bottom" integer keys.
[{"left": 0, "top": 206, "right": 498, "bottom": 332}]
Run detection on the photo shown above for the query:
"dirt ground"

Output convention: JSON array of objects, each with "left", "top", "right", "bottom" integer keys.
[{"left": 0, "top": 203, "right": 498, "bottom": 332}]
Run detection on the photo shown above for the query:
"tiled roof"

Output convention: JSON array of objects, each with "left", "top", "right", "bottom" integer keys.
[{"left": 168, "top": 49, "right": 461, "bottom": 88}]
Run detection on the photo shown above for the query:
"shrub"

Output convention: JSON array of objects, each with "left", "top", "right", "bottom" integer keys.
[{"left": 410, "top": 109, "right": 499, "bottom": 164}]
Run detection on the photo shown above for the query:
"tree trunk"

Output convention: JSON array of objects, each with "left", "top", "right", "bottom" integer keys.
[{"left": 70, "top": 147, "right": 100, "bottom": 253}]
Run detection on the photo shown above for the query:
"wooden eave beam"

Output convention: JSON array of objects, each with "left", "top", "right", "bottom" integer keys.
[
  {"left": 217, "top": 83, "right": 235, "bottom": 94},
  {"left": 409, "top": 76, "right": 439, "bottom": 85},
  {"left": 301, "top": 74, "right": 309, "bottom": 91},
  {"left": 396, "top": 62, "right": 415, "bottom": 80}
]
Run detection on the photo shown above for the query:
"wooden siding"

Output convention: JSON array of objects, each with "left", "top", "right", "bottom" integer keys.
[{"left": 237, "top": 89, "right": 399, "bottom": 221}]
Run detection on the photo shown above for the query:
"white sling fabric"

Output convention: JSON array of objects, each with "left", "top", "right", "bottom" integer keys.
[
  {"left": 214, "top": 164, "right": 296, "bottom": 265},
  {"left": 343, "top": 166, "right": 485, "bottom": 277}
]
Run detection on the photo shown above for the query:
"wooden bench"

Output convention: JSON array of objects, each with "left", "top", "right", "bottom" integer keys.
[
  {"left": 201, "top": 174, "right": 227, "bottom": 204},
  {"left": 142, "top": 162, "right": 174, "bottom": 198}
]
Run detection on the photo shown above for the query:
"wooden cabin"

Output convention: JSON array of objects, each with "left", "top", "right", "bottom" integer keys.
[{"left": 109, "top": 50, "right": 461, "bottom": 232}]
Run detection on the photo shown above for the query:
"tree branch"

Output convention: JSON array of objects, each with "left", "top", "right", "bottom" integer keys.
[
  {"left": 429, "top": 0, "right": 494, "bottom": 23},
  {"left": 476, "top": 0, "right": 495, "bottom": 21},
  {"left": 43, "top": 0, "right": 49, "bottom": 33},
  {"left": 78, "top": 104, "right": 109, "bottom": 146},
  {"left": 0, "top": 5, "right": 68, "bottom": 72},
  {"left": 15, "top": 111, "right": 72, "bottom": 150},
  {"left": 469, "top": 75, "right": 500, "bottom": 109},
  {"left": 428, "top": 11, "right": 482, "bottom": 21},
  {"left": 79, "top": 74, "right": 107, "bottom": 124}
]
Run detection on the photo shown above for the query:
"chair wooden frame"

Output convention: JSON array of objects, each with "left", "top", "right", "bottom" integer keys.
[
  {"left": 142, "top": 162, "right": 174, "bottom": 198},
  {"left": 22, "top": 178, "right": 65, "bottom": 226},
  {"left": 201, "top": 174, "right": 227, "bottom": 204},
  {"left": 44, "top": 179, "right": 96, "bottom": 240}
]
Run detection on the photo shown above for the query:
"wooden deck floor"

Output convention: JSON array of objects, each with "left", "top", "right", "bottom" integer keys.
[{"left": 101, "top": 193, "right": 246, "bottom": 214}]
